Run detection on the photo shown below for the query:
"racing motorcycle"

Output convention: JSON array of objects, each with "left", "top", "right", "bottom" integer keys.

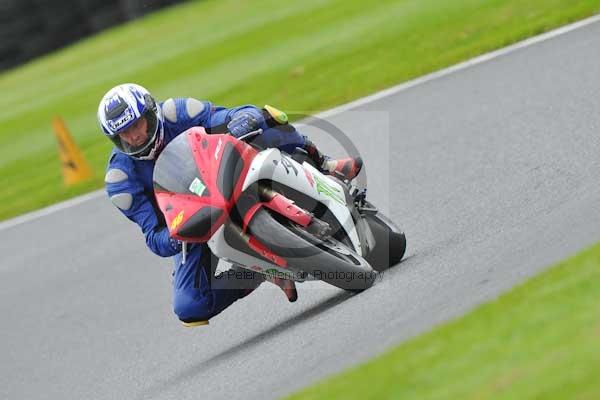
[{"left": 152, "top": 126, "right": 406, "bottom": 291}]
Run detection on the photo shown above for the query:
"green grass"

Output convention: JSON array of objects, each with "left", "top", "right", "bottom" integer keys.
[
  {"left": 2, "top": 0, "right": 600, "bottom": 221},
  {"left": 286, "top": 242, "right": 600, "bottom": 400}
]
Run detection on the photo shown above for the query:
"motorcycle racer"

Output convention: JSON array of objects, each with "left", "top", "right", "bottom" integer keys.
[{"left": 98, "top": 83, "right": 362, "bottom": 326}]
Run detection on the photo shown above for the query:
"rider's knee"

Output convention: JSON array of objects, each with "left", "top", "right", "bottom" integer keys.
[{"left": 173, "top": 289, "right": 215, "bottom": 325}]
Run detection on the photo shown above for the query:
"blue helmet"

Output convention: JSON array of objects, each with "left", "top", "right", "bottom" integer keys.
[{"left": 97, "top": 83, "right": 164, "bottom": 160}]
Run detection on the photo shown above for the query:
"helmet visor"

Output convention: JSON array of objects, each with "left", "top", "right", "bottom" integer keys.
[{"left": 110, "top": 110, "right": 158, "bottom": 157}]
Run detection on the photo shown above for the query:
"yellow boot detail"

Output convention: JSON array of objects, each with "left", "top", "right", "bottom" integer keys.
[{"left": 264, "top": 104, "right": 288, "bottom": 124}]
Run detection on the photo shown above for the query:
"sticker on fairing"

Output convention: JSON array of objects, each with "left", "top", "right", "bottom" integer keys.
[
  {"left": 312, "top": 173, "right": 345, "bottom": 205},
  {"left": 189, "top": 177, "right": 206, "bottom": 196},
  {"left": 171, "top": 210, "right": 184, "bottom": 230},
  {"left": 280, "top": 154, "right": 298, "bottom": 176},
  {"left": 304, "top": 168, "right": 315, "bottom": 187}
]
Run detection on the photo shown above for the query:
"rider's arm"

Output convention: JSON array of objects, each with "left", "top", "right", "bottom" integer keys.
[
  {"left": 105, "top": 153, "right": 181, "bottom": 258},
  {"left": 164, "top": 97, "right": 305, "bottom": 152},
  {"left": 162, "top": 97, "right": 269, "bottom": 134},
  {"left": 160, "top": 97, "right": 213, "bottom": 132},
  {"left": 208, "top": 104, "right": 305, "bottom": 153},
  {"left": 209, "top": 104, "right": 265, "bottom": 136}
]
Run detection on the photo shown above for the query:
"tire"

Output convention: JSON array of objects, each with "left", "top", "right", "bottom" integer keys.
[
  {"left": 248, "top": 208, "right": 376, "bottom": 291},
  {"left": 364, "top": 212, "right": 406, "bottom": 272}
]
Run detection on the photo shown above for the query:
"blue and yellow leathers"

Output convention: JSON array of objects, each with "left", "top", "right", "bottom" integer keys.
[{"left": 104, "top": 98, "right": 305, "bottom": 325}]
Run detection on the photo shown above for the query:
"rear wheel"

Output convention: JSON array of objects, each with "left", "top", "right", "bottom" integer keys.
[{"left": 248, "top": 208, "right": 376, "bottom": 291}]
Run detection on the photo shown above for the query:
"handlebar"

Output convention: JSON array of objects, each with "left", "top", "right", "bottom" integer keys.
[{"left": 235, "top": 128, "right": 263, "bottom": 142}]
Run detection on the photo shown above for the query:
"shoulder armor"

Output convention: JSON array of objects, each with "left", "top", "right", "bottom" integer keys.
[
  {"left": 110, "top": 193, "right": 133, "bottom": 211},
  {"left": 162, "top": 98, "right": 177, "bottom": 123},
  {"left": 186, "top": 98, "right": 205, "bottom": 118},
  {"left": 105, "top": 168, "right": 128, "bottom": 183}
]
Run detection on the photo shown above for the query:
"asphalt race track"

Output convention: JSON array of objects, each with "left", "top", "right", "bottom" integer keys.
[{"left": 2, "top": 19, "right": 600, "bottom": 400}]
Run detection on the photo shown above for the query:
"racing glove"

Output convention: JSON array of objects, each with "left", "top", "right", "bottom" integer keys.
[
  {"left": 227, "top": 112, "right": 261, "bottom": 138},
  {"left": 168, "top": 236, "right": 183, "bottom": 253}
]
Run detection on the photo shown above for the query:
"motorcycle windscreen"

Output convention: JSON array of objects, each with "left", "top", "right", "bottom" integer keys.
[
  {"left": 153, "top": 133, "right": 222, "bottom": 242},
  {"left": 153, "top": 134, "right": 210, "bottom": 197}
]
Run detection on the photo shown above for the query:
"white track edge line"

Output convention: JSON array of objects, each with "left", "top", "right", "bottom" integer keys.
[
  {"left": 299, "top": 13, "right": 600, "bottom": 121},
  {"left": 0, "top": 190, "right": 105, "bottom": 231},
  {"left": 1, "top": 13, "right": 599, "bottom": 232}
]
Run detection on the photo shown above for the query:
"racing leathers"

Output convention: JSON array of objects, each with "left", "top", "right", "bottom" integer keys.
[{"left": 104, "top": 98, "right": 305, "bottom": 324}]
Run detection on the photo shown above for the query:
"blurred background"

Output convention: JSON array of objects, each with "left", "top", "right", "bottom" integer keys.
[
  {"left": 1, "top": 0, "right": 599, "bottom": 223},
  {"left": 0, "top": 0, "right": 183, "bottom": 71}
]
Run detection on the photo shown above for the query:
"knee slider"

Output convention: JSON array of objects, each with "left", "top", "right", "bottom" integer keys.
[{"left": 181, "top": 320, "right": 209, "bottom": 327}]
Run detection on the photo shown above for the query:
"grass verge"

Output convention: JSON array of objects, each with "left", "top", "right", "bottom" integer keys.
[
  {"left": 286, "top": 242, "right": 600, "bottom": 400},
  {"left": 1, "top": 0, "right": 600, "bottom": 221}
]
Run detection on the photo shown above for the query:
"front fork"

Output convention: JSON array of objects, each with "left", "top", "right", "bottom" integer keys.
[
  {"left": 181, "top": 241, "right": 187, "bottom": 265},
  {"left": 255, "top": 185, "right": 331, "bottom": 237},
  {"left": 234, "top": 184, "right": 332, "bottom": 268}
]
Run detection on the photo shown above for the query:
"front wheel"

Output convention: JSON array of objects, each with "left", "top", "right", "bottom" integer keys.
[
  {"left": 363, "top": 212, "right": 406, "bottom": 272},
  {"left": 247, "top": 209, "right": 376, "bottom": 292}
]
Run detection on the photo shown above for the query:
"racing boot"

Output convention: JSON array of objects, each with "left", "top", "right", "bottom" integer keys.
[
  {"left": 265, "top": 275, "right": 298, "bottom": 302},
  {"left": 303, "top": 138, "right": 363, "bottom": 181},
  {"left": 322, "top": 157, "right": 363, "bottom": 181}
]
